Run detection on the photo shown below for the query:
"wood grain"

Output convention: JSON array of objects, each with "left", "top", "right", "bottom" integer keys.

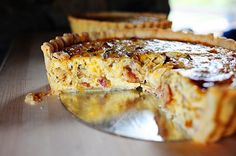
[{"left": 0, "top": 33, "right": 236, "bottom": 156}]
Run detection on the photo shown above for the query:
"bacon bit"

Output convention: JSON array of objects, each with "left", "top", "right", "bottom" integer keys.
[
  {"left": 25, "top": 92, "right": 50, "bottom": 105},
  {"left": 97, "top": 76, "right": 111, "bottom": 88},
  {"left": 185, "top": 120, "right": 193, "bottom": 128},
  {"left": 209, "top": 49, "right": 218, "bottom": 53},
  {"left": 165, "top": 85, "right": 173, "bottom": 105},
  {"left": 81, "top": 82, "right": 90, "bottom": 87},
  {"left": 124, "top": 66, "right": 139, "bottom": 83},
  {"left": 132, "top": 54, "right": 141, "bottom": 62},
  {"left": 33, "top": 93, "right": 45, "bottom": 101},
  {"left": 126, "top": 99, "right": 137, "bottom": 109},
  {"left": 157, "top": 85, "right": 173, "bottom": 107}
]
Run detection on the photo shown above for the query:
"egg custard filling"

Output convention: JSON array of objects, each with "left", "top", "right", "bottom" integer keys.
[{"left": 41, "top": 29, "right": 236, "bottom": 143}]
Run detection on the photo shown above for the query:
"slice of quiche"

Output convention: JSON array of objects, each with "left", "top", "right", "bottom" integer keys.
[
  {"left": 41, "top": 29, "right": 236, "bottom": 143},
  {"left": 68, "top": 12, "right": 172, "bottom": 34}
]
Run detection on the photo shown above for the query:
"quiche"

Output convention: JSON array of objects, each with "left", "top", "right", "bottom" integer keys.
[
  {"left": 41, "top": 29, "right": 236, "bottom": 143},
  {"left": 68, "top": 12, "right": 172, "bottom": 33}
]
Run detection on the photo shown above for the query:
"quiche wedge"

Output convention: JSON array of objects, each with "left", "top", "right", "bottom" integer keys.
[
  {"left": 41, "top": 29, "right": 236, "bottom": 143},
  {"left": 68, "top": 12, "right": 172, "bottom": 33}
]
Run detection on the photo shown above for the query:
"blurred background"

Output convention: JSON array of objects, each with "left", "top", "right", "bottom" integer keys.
[
  {"left": 169, "top": 0, "right": 236, "bottom": 35},
  {"left": 0, "top": 0, "right": 236, "bottom": 65}
]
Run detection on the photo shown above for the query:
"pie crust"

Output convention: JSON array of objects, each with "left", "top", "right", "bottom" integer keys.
[
  {"left": 68, "top": 12, "right": 172, "bottom": 33},
  {"left": 41, "top": 29, "right": 236, "bottom": 143}
]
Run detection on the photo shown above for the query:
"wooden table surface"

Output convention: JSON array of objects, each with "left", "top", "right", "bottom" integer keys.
[{"left": 0, "top": 33, "right": 236, "bottom": 156}]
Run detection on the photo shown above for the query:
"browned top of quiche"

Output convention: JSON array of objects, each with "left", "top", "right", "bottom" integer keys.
[{"left": 60, "top": 38, "right": 236, "bottom": 88}]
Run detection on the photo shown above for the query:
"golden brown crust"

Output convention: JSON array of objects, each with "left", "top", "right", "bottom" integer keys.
[{"left": 41, "top": 29, "right": 236, "bottom": 57}]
